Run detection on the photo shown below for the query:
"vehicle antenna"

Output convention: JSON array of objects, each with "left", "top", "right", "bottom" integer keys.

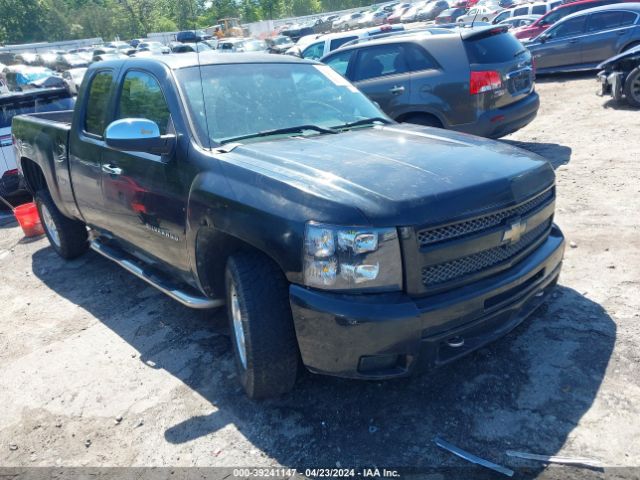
[
  {"left": 471, "top": 5, "right": 480, "bottom": 28},
  {"left": 193, "top": 10, "right": 212, "bottom": 149}
]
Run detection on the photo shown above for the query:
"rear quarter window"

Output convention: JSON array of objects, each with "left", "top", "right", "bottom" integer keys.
[
  {"left": 464, "top": 32, "right": 525, "bottom": 64},
  {"left": 514, "top": 7, "right": 529, "bottom": 16}
]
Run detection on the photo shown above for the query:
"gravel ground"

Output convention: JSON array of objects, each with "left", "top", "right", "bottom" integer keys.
[{"left": 0, "top": 73, "right": 639, "bottom": 475}]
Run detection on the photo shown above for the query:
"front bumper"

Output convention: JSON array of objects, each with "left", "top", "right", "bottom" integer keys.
[
  {"left": 290, "top": 224, "right": 564, "bottom": 379},
  {"left": 597, "top": 70, "right": 624, "bottom": 100},
  {"left": 455, "top": 91, "right": 540, "bottom": 139}
]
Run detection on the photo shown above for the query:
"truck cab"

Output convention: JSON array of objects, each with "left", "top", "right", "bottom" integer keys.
[{"left": 13, "top": 53, "right": 564, "bottom": 398}]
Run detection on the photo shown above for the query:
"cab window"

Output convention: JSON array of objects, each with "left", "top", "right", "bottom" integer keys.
[
  {"left": 117, "top": 71, "right": 170, "bottom": 134},
  {"left": 84, "top": 71, "right": 113, "bottom": 136}
]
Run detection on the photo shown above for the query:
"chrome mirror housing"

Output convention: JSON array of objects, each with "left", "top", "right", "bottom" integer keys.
[{"left": 104, "top": 118, "right": 175, "bottom": 155}]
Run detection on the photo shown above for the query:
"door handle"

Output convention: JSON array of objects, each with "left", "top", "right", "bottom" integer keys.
[
  {"left": 390, "top": 85, "right": 405, "bottom": 95},
  {"left": 568, "top": 38, "right": 578, "bottom": 44},
  {"left": 102, "top": 164, "right": 122, "bottom": 175}
]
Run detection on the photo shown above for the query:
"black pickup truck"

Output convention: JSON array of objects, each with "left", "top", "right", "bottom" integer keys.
[{"left": 13, "top": 53, "right": 565, "bottom": 398}]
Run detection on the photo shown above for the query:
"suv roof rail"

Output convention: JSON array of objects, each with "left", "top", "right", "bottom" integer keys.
[{"left": 340, "top": 27, "right": 450, "bottom": 47}]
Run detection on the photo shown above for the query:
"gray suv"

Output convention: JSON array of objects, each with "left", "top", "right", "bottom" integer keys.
[{"left": 321, "top": 27, "right": 539, "bottom": 138}]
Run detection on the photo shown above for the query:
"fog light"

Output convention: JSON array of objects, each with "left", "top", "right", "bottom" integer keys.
[{"left": 358, "top": 354, "right": 402, "bottom": 373}]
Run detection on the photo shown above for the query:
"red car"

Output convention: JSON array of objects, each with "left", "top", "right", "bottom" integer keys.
[
  {"left": 513, "top": 0, "right": 637, "bottom": 40},
  {"left": 387, "top": 4, "right": 411, "bottom": 23}
]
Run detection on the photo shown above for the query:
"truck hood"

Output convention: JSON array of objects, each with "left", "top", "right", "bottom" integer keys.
[{"left": 224, "top": 124, "right": 555, "bottom": 226}]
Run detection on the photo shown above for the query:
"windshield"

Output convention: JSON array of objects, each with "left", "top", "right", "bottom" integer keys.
[{"left": 176, "top": 63, "right": 384, "bottom": 146}]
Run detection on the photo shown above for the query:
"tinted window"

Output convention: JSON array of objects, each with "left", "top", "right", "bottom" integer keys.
[
  {"left": 329, "top": 36, "right": 357, "bottom": 51},
  {"left": 303, "top": 42, "right": 325, "bottom": 60},
  {"left": 324, "top": 49, "right": 354, "bottom": 76},
  {"left": 532, "top": 5, "right": 546, "bottom": 15},
  {"left": 547, "top": 15, "right": 586, "bottom": 38},
  {"left": 405, "top": 44, "right": 438, "bottom": 71},
  {"left": 494, "top": 11, "right": 511, "bottom": 22},
  {"left": 117, "top": 71, "right": 170, "bottom": 134},
  {"left": 353, "top": 44, "right": 408, "bottom": 81},
  {"left": 84, "top": 71, "right": 113, "bottom": 136},
  {"left": 588, "top": 11, "right": 637, "bottom": 31},
  {"left": 464, "top": 32, "right": 525, "bottom": 63},
  {"left": 514, "top": 7, "right": 528, "bottom": 16}
]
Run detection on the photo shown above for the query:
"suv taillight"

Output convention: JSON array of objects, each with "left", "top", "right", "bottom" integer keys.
[{"left": 470, "top": 70, "right": 503, "bottom": 95}]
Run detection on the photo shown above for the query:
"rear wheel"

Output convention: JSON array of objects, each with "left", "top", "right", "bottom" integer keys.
[
  {"left": 481, "top": 16, "right": 489, "bottom": 22},
  {"left": 402, "top": 113, "right": 443, "bottom": 128},
  {"left": 35, "top": 190, "right": 88, "bottom": 259},
  {"left": 623, "top": 67, "right": 640, "bottom": 108},
  {"left": 225, "top": 251, "right": 300, "bottom": 399}
]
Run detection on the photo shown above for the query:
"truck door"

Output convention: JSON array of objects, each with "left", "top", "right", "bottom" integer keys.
[
  {"left": 68, "top": 69, "right": 115, "bottom": 226},
  {"left": 99, "top": 69, "right": 190, "bottom": 273}
]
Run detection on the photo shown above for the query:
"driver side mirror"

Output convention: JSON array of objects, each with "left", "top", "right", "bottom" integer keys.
[
  {"left": 105, "top": 118, "right": 175, "bottom": 156},
  {"left": 538, "top": 33, "right": 549, "bottom": 43}
]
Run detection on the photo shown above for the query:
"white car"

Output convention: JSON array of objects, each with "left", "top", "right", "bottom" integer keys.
[
  {"left": 456, "top": 5, "right": 503, "bottom": 23},
  {"left": 497, "top": 14, "right": 541, "bottom": 28},
  {"left": 62, "top": 67, "right": 87, "bottom": 94},
  {"left": 492, "top": 0, "right": 561, "bottom": 24},
  {"left": 297, "top": 24, "right": 405, "bottom": 60}
]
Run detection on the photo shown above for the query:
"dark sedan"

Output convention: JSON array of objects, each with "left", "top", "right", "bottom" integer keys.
[
  {"left": 526, "top": 3, "right": 640, "bottom": 73},
  {"left": 435, "top": 7, "right": 468, "bottom": 23}
]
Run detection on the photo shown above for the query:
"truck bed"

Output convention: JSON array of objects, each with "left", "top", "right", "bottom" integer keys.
[{"left": 17, "top": 110, "right": 74, "bottom": 127}]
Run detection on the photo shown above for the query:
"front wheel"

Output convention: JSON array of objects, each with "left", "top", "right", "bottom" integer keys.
[
  {"left": 623, "top": 67, "right": 640, "bottom": 108},
  {"left": 35, "top": 190, "right": 88, "bottom": 259},
  {"left": 225, "top": 251, "right": 300, "bottom": 399}
]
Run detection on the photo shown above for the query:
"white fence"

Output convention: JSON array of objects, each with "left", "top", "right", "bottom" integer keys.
[{"left": 0, "top": 38, "right": 103, "bottom": 55}]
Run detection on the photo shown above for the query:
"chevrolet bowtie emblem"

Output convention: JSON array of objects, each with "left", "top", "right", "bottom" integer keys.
[{"left": 503, "top": 219, "right": 527, "bottom": 244}]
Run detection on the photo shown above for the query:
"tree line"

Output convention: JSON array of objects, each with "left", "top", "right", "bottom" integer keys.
[{"left": 0, "top": 0, "right": 376, "bottom": 45}]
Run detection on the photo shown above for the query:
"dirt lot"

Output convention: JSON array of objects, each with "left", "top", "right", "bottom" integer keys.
[{"left": 1, "top": 73, "right": 639, "bottom": 474}]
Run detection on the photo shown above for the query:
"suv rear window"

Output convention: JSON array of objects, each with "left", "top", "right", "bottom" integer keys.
[{"left": 464, "top": 32, "right": 525, "bottom": 64}]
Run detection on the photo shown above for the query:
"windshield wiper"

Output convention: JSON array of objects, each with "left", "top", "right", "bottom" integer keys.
[
  {"left": 332, "top": 117, "right": 392, "bottom": 131},
  {"left": 219, "top": 125, "right": 337, "bottom": 144}
]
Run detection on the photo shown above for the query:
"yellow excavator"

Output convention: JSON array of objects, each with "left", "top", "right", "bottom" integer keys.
[{"left": 214, "top": 18, "right": 243, "bottom": 38}]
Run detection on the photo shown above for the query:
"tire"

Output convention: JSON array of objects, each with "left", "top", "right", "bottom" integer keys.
[
  {"left": 35, "top": 189, "right": 88, "bottom": 259},
  {"left": 402, "top": 113, "right": 443, "bottom": 128},
  {"left": 624, "top": 67, "right": 640, "bottom": 108},
  {"left": 225, "top": 251, "right": 300, "bottom": 399},
  {"left": 481, "top": 17, "right": 489, "bottom": 22}
]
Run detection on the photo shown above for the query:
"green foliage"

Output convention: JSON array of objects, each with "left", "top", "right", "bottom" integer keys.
[{"left": 0, "top": 0, "right": 378, "bottom": 44}]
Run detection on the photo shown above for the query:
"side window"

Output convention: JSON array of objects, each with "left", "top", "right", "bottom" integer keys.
[
  {"left": 494, "top": 11, "right": 510, "bottom": 23},
  {"left": 532, "top": 5, "right": 546, "bottom": 15},
  {"left": 353, "top": 44, "right": 408, "bottom": 82},
  {"left": 302, "top": 42, "right": 325, "bottom": 60},
  {"left": 324, "top": 49, "right": 355, "bottom": 77},
  {"left": 547, "top": 15, "right": 586, "bottom": 38},
  {"left": 84, "top": 71, "right": 113, "bottom": 136},
  {"left": 329, "top": 36, "right": 357, "bottom": 51},
  {"left": 514, "top": 7, "right": 528, "bottom": 16},
  {"left": 619, "top": 11, "right": 638, "bottom": 26},
  {"left": 117, "top": 71, "right": 170, "bottom": 134},
  {"left": 405, "top": 44, "right": 438, "bottom": 72}
]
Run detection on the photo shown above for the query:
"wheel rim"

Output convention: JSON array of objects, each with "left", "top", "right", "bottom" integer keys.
[
  {"left": 230, "top": 283, "right": 248, "bottom": 369},
  {"left": 40, "top": 203, "right": 60, "bottom": 248},
  {"left": 630, "top": 73, "right": 640, "bottom": 103}
]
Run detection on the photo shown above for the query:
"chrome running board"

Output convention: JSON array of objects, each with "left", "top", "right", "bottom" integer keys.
[{"left": 90, "top": 239, "right": 224, "bottom": 310}]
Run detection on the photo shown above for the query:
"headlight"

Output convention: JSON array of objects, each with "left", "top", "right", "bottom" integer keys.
[{"left": 303, "top": 222, "right": 402, "bottom": 292}]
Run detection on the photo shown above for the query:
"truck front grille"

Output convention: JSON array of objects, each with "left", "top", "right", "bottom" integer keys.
[
  {"left": 421, "top": 219, "right": 551, "bottom": 287},
  {"left": 417, "top": 188, "right": 553, "bottom": 247}
]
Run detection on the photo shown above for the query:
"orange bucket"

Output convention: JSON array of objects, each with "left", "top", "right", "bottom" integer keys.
[{"left": 13, "top": 202, "right": 45, "bottom": 237}]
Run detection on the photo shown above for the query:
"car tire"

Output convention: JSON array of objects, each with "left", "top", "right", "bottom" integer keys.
[
  {"left": 403, "top": 113, "right": 443, "bottom": 128},
  {"left": 225, "top": 251, "right": 300, "bottom": 399},
  {"left": 623, "top": 67, "right": 640, "bottom": 108},
  {"left": 481, "top": 17, "right": 489, "bottom": 22},
  {"left": 35, "top": 189, "right": 89, "bottom": 259}
]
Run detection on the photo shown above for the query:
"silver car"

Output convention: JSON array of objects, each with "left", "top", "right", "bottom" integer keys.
[{"left": 526, "top": 3, "right": 640, "bottom": 73}]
